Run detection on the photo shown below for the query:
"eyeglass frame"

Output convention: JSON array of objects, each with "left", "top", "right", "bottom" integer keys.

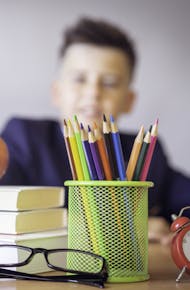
[
  {"left": 0, "top": 266, "right": 106, "bottom": 288},
  {"left": 0, "top": 244, "right": 108, "bottom": 277}
]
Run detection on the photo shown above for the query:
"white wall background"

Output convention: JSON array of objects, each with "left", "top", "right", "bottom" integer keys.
[{"left": 0, "top": 0, "right": 190, "bottom": 175}]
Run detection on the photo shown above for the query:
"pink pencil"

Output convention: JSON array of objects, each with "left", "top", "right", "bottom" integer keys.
[{"left": 140, "top": 119, "right": 158, "bottom": 181}]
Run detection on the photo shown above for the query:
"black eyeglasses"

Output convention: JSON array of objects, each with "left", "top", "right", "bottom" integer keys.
[{"left": 0, "top": 244, "right": 108, "bottom": 288}]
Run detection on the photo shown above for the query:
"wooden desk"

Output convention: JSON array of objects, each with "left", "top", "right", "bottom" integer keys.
[{"left": 0, "top": 244, "right": 189, "bottom": 290}]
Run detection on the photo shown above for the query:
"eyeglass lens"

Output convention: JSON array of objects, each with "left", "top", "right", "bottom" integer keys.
[
  {"left": 0, "top": 245, "right": 32, "bottom": 265},
  {"left": 48, "top": 249, "right": 103, "bottom": 273}
]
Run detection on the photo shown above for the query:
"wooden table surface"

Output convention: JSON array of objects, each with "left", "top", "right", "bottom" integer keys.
[{"left": 0, "top": 243, "right": 190, "bottom": 290}]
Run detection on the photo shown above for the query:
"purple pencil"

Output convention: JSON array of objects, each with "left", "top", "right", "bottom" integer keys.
[
  {"left": 80, "top": 123, "right": 98, "bottom": 180},
  {"left": 88, "top": 125, "right": 105, "bottom": 180}
]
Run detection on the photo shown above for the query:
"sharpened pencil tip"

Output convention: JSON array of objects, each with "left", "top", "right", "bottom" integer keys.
[
  {"left": 67, "top": 119, "right": 72, "bottom": 127},
  {"left": 74, "top": 115, "right": 78, "bottom": 122},
  {"left": 63, "top": 119, "right": 67, "bottom": 126},
  {"left": 103, "top": 114, "right": 107, "bottom": 122},
  {"left": 140, "top": 125, "right": 144, "bottom": 133},
  {"left": 93, "top": 122, "right": 97, "bottom": 129},
  {"left": 88, "top": 125, "right": 91, "bottom": 132},
  {"left": 80, "top": 122, "right": 84, "bottom": 130}
]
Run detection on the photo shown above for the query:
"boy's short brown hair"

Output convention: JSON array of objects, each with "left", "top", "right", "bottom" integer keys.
[{"left": 59, "top": 17, "right": 137, "bottom": 79}]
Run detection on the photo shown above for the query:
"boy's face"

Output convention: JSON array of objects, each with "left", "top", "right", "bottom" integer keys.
[{"left": 52, "top": 44, "right": 135, "bottom": 127}]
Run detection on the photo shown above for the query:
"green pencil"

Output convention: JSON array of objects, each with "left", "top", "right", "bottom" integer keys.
[
  {"left": 132, "top": 131, "right": 151, "bottom": 181},
  {"left": 73, "top": 115, "right": 90, "bottom": 180}
]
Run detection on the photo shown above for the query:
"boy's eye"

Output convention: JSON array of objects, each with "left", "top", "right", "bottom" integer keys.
[
  {"left": 72, "top": 74, "right": 86, "bottom": 84},
  {"left": 101, "top": 76, "right": 119, "bottom": 88}
]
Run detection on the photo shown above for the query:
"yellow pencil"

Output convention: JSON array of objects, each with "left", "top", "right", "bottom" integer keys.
[
  {"left": 126, "top": 125, "right": 144, "bottom": 181},
  {"left": 67, "top": 119, "right": 84, "bottom": 180},
  {"left": 67, "top": 120, "right": 100, "bottom": 253}
]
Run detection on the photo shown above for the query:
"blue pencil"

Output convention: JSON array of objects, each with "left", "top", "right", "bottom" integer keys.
[
  {"left": 110, "top": 115, "right": 126, "bottom": 180},
  {"left": 80, "top": 123, "right": 98, "bottom": 180}
]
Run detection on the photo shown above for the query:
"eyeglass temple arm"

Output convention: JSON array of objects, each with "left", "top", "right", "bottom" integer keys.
[{"left": 0, "top": 268, "right": 105, "bottom": 288}]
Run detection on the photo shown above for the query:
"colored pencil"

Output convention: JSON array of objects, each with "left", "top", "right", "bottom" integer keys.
[
  {"left": 132, "top": 130, "right": 151, "bottom": 181},
  {"left": 63, "top": 119, "right": 77, "bottom": 180},
  {"left": 67, "top": 119, "right": 84, "bottom": 180},
  {"left": 102, "top": 114, "right": 119, "bottom": 180},
  {"left": 110, "top": 115, "right": 126, "bottom": 180},
  {"left": 70, "top": 121, "right": 100, "bottom": 253},
  {"left": 70, "top": 121, "right": 100, "bottom": 252},
  {"left": 80, "top": 123, "right": 98, "bottom": 180},
  {"left": 140, "top": 119, "right": 159, "bottom": 181},
  {"left": 94, "top": 122, "right": 112, "bottom": 180},
  {"left": 88, "top": 125, "right": 105, "bottom": 180},
  {"left": 126, "top": 125, "right": 144, "bottom": 181},
  {"left": 73, "top": 115, "right": 90, "bottom": 180}
]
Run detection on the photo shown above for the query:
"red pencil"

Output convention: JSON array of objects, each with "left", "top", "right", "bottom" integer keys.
[{"left": 140, "top": 119, "right": 158, "bottom": 181}]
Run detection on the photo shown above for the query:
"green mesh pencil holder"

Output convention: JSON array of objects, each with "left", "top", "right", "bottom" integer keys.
[{"left": 64, "top": 180, "right": 153, "bottom": 283}]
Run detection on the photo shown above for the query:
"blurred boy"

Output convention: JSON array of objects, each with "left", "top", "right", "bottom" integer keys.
[{"left": 1, "top": 17, "right": 190, "bottom": 244}]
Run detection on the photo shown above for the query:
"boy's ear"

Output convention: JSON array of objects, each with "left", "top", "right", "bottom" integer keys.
[
  {"left": 123, "top": 90, "right": 136, "bottom": 113},
  {"left": 51, "top": 80, "right": 61, "bottom": 107}
]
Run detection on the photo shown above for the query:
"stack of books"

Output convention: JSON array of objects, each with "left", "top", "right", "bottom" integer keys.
[{"left": 0, "top": 186, "right": 68, "bottom": 273}]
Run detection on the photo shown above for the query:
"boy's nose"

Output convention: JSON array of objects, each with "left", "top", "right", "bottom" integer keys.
[{"left": 84, "top": 81, "right": 101, "bottom": 102}]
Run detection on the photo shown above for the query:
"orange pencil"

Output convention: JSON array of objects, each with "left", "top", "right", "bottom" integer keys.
[
  {"left": 94, "top": 125, "right": 124, "bottom": 240},
  {"left": 94, "top": 122, "right": 112, "bottom": 180},
  {"left": 126, "top": 125, "right": 144, "bottom": 181}
]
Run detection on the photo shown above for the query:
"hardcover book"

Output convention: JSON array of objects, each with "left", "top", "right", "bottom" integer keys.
[{"left": 0, "top": 186, "right": 65, "bottom": 210}]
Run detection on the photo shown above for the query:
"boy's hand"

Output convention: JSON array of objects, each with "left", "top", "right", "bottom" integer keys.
[
  {"left": 148, "top": 216, "right": 173, "bottom": 246},
  {"left": 0, "top": 138, "right": 9, "bottom": 178}
]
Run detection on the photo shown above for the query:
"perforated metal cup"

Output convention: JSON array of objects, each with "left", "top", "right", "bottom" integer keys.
[{"left": 65, "top": 180, "right": 153, "bottom": 282}]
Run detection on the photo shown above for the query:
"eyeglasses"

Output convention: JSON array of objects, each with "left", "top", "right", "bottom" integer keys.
[{"left": 0, "top": 244, "right": 108, "bottom": 288}]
